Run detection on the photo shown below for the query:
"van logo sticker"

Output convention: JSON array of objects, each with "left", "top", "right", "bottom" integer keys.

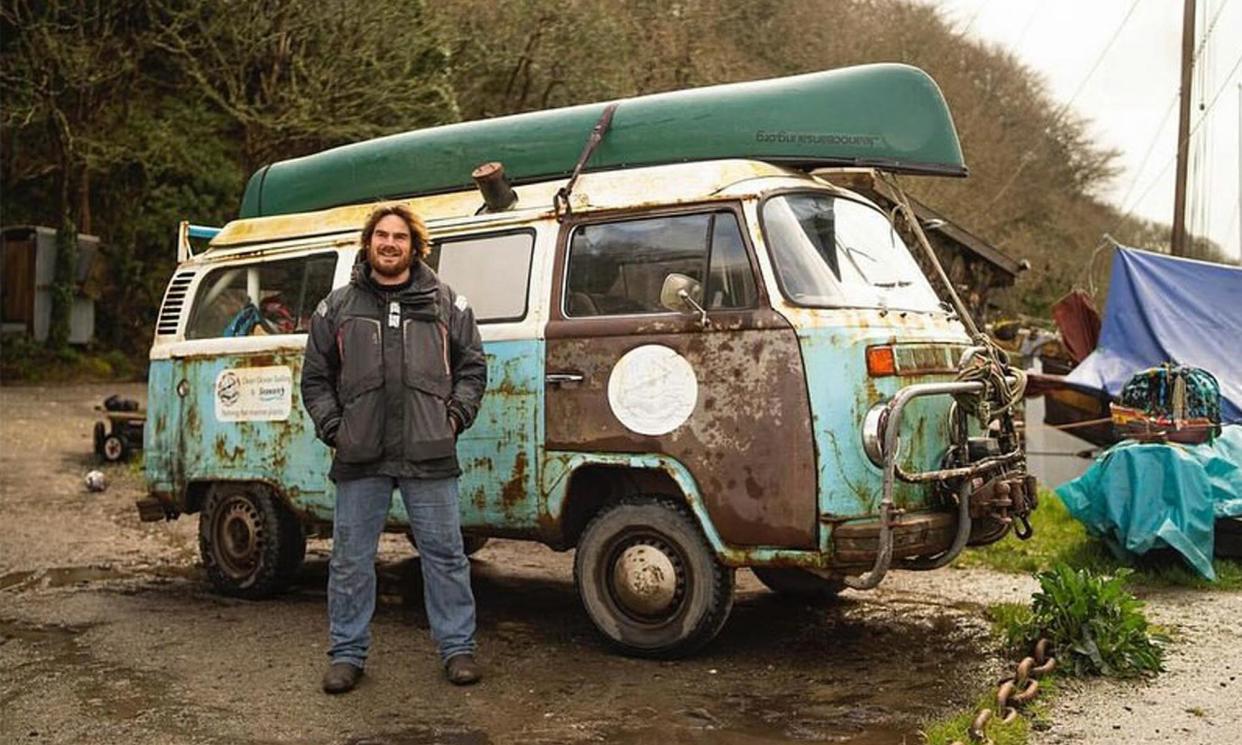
[
  {"left": 607, "top": 345, "right": 698, "bottom": 436},
  {"left": 214, "top": 366, "right": 293, "bottom": 422}
]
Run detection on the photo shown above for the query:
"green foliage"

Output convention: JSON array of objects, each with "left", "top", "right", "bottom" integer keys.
[
  {"left": 0, "top": 334, "right": 139, "bottom": 383},
  {"left": 1010, "top": 564, "right": 1165, "bottom": 678},
  {"left": 959, "top": 489, "right": 1242, "bottom": 590},
  {"left": 48, "top": 219, "right": 79, "bottom": 351}
]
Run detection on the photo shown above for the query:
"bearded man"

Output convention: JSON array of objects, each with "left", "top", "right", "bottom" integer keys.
[{"left": 301, "top": 204, "right": 487, "bottom": 694}]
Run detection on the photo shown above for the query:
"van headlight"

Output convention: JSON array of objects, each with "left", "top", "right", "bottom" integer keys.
[{"left": 861, "top": 402, "right": 890, "bottom": 468}]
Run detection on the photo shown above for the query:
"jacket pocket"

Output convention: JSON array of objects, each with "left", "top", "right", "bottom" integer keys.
[
  {"left": 336, "top": 379, "right": 384, "bottom": 463},
  {"left": 335, "top": 317, "right": 385, "bottom": 463},
  {"left": 401, "top": 318, "right": 455, "bottom": 461},
  {"left": 338, "top": 318, "right": 384, "bottom": 403}
]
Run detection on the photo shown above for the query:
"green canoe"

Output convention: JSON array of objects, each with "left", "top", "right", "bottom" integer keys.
[{"left": 240, "top": 63, "right": 966, "bottom": 219}]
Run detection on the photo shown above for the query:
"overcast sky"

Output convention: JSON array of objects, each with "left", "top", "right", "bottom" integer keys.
[{"left": 929, "top": 0, "right": 1242, "bottom": 260}]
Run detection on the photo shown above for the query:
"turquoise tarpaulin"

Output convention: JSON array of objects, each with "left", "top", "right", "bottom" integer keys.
[{"left": 1056, "top": 426, "right": 1242, "bottom": 580}]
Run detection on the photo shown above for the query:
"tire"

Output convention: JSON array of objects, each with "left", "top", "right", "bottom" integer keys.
[
  {"left": 101, "top": 433, "right": 128, "bottom": 463},
  {"left": 199, "top": 484, "right": 304, "bottom": 599},
  {"left": 752, "top": 567, "right": 844, "bottom": 604},
  {"left": 405, "top": 532, "right": 490, "bottom": 557},
  {"left": 574, "top": 497, "right": 734, "bottom": 659},
  {"left": 93, "top": 422, "right": 106, "bottom": 459}
]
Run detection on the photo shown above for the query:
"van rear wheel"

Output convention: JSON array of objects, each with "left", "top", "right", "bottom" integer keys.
[
  {"left": 752, "top": 567, "right": 844, "bottom": 603},
  {"left": 574, "top": 498, "right": 734, "bottom": 659},
  {"left": 199, "top": 484, "right": 305, "bottom": 599}
]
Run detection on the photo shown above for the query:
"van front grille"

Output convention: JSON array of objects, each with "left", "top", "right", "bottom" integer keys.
[{"left": 156, "top": 271, "right": 195, "bottom": 336}]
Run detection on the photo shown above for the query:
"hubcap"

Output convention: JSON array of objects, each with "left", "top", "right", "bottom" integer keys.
[
  {"left": 611, "top": 543, "right": 680, "bottom": 617},
  {"left": 214, "top": 497, "right": 263, "bottom": 579},
  {"left": 103, "top": 437, "right": 123, "bottom": 460}
]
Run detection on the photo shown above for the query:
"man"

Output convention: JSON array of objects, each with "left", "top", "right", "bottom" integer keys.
[{"left": 301, "top": 204, "right": 487, "bottom": 694}]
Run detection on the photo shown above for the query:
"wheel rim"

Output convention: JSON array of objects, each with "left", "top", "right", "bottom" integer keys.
[
  {"left": 103, "top": 437, "right": 123, "bottom": 460},
  {"left": 212, "top": 495, "right": 264, "bottom": 580},
  {"left": 605, "top": 534, "right": 687, "bottom": 623}
]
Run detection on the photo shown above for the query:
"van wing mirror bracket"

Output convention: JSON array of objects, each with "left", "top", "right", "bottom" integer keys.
[{"left": 660, "top": 273, "right": 709, "bottom": 327}]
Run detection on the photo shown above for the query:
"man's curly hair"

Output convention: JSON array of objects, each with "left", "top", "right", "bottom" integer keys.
[{"left": 360, "top": 203, "right": 431, "bottom": 258}]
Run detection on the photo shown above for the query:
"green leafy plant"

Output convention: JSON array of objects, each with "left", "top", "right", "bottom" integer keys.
[{"left": 1012, "top": 563, "right": 1165, "bottom": 678}]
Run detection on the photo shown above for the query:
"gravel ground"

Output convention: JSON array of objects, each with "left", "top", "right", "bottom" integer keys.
[{"left": 1, "top": 382, "right": 1239, "bottom": 744}]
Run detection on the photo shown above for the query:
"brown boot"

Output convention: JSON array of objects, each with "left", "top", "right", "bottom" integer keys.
[
  {"left": 322, "top": 662, "right": 363, "bottom": 694},
  {"left": 444, "top": 653, "right": 481, "bottom": 686}
]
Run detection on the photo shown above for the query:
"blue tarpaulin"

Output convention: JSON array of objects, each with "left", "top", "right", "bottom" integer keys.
[
  {"left": 1056, "top": 426, "right": 1242, "bottom": 580},
  {"left": 1067, "top": 247, "right": 1242, "bottom": 423}
]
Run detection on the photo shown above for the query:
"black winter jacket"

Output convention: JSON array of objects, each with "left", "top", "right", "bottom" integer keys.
[{"left": 301, "top": 255, "right": 487, "bottom": 482}]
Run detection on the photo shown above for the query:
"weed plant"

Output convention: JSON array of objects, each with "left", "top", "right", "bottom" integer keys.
[{"left": 994, "top": 564, "right": 1165, "bottom": 678}]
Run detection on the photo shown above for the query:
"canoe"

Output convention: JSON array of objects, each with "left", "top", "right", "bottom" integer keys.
[{"left": 240, "top": 63, "right": 966, "bottom": 219}]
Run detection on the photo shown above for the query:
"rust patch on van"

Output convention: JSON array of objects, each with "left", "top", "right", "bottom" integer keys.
[
  {"left": 500, "top": 450, "right": 529, "bottom": 511},
  {"left": 544, "top": 308, "right": 818, "bottom": 548}
]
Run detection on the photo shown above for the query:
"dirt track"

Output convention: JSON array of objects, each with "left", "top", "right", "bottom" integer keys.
[{"left": 1, "top": 383, "right": 1239, "bottom": 744}]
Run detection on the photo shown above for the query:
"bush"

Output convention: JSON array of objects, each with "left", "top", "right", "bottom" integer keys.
[{"left": 1007, "top": 564, "right": 1165, "bottom": 678}]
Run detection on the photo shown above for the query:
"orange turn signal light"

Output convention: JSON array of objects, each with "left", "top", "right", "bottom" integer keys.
[{"left": 866, "top": 345, "right": 897, "bottom": 377}]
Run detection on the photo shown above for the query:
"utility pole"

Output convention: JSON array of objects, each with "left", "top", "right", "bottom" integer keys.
[{"left": 1171, "top": 0, "right": 1196, "bottom": 256}]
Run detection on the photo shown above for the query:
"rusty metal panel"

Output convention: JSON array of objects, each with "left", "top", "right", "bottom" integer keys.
[
  {"left": 173, "top": 348, "right": 334, "bottom": 521},
  {"left": 544, "top": 310, "right": 818, "bottom": 548},
  {"left": 455, "top": 340, "right": 543, "bottom": 533},
  {"left": 789, "top": 308, "right": 971, "bottom": 521}
]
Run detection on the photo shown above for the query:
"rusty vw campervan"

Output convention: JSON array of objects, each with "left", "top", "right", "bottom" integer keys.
[{"left": 141, "top": 64, "right": 1036, "bottom": 657}]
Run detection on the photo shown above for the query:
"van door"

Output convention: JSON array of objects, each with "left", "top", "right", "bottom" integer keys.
[
  {"left": 543, "top": 207, "right": 817, "bottom": 548},
  {"left": 428, "top": 229, "right": 543, "bottom": 535}
]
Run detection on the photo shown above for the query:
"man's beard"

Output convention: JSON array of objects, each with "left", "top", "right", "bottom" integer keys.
[{"left": 369, "top": 246, "right": 414, "bottom": 278}]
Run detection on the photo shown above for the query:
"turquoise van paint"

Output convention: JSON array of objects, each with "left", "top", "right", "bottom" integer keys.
[
  {"left": 150, "top": 339, "right": 543, "bottom": 532},
  {"left": 145, "top": 359, "right": 180, "bottom": 495},
  {"left": 796, "top": 325, "right": 963, "bottom": 520}
]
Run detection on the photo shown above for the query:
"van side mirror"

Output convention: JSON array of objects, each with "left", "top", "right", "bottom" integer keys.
[{"left": 660, "top": 273, "right": 708, "bottom": 327}]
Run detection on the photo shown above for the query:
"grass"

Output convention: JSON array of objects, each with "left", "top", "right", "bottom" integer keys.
[
  {"left": 920, "top": 678, "right": 1060, "bottom": 745},
  {"left": 957, "top": 488, "right": 1242, "bottom": 590},
  {"left": 0, "top": 333, "right": 142, "bottom": 383}
]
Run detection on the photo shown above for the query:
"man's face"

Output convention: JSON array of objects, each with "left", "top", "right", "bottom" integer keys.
[{"left": 368, "top": 214, "right": 415, "bottom": 279}]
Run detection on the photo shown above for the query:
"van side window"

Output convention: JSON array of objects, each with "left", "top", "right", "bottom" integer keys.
[
  {"left": 185, "top": 254, "right": 336, "bottom": 339},
  {"left": 565, "top": 211, "right": 756, "bottom": 317},
  {"left": 427, "top": 231, "right": 534, "bottom": 322}
]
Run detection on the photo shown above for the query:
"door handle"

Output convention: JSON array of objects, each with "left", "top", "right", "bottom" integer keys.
[{"left": 546, "top": 372, "right": 585, "bottom": 385}]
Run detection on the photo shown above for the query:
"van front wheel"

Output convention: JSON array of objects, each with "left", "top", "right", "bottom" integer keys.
[
  {"left": 574, "top": 498, "right": 734, "bottom": 659},
  {"left": 199, "top": 484, "right": 305, "bottom": 599}
]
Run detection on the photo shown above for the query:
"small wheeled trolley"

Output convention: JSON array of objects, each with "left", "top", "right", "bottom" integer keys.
[{"left": 93, "top": 397, "right": 145, "bottom": 463}]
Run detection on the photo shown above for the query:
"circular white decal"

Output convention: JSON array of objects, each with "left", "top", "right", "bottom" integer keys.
[{"left": 607, "top": 345, "right": 698, "bottom": 436}]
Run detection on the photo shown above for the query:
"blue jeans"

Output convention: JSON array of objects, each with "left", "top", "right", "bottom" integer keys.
[{"left": 328, "top": 476, "right": 476, "bottom": 669}]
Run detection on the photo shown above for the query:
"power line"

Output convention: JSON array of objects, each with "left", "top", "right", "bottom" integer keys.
[
  {"left": 1116, "top": 92, "right": 1180, "bottom": 211},
  {"left": 985, "top": 0, "right": 1143, "bottom": 209},
  {"left": 1114, "top": 48, "right": 1242, "bottom": 225}
]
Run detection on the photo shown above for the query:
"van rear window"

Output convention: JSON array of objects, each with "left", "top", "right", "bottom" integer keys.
[{"left": 185, "top": 254, "right": 336, "bottom": 339}]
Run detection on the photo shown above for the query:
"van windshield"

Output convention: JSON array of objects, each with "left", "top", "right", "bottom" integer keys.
[{"left": 762, "top": 192, "right": 941, "bottom": 312}]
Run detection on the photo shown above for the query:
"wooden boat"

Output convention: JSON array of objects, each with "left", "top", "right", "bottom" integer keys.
[{"left": 240, "top": 63, "right": 965, "bottom": 218}]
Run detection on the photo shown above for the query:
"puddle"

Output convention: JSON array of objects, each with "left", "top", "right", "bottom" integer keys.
[
  {"left": 0, "top": 617, "right": 171, "bottom": 723},
  {"left": 342, "top": 727, "right": 491, "bottom": 745},
  {"left": 0, "top": 563, "right": 201, "bottom": 592}
]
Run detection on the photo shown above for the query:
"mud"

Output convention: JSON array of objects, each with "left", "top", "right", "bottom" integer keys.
[{"left": 2, "top": 383, "right": 1239, "bottom": 744}]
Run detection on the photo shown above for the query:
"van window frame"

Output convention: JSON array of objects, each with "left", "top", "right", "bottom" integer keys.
[
  {"left": 757, "top": 187, "right": 943, "bottom": 313},
  {"left": 556, "top": 201, "right": 764, "bottom": 320},
  {"left": 427, "top": 226, "right": 536, "bottom": 325},
  {"left": 182, "top": 249, "right": 339, "bottom": 341}
]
